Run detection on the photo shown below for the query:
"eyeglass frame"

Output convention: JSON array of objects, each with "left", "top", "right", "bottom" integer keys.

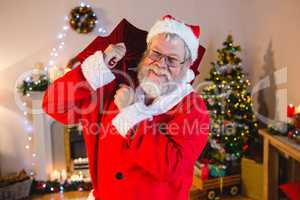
[{"left": 144, "top": 48, "right": 188, "bottom": 70}]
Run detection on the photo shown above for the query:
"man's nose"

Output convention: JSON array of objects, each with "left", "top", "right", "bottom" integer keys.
[{"left": 155, "top": 56, "right": 168, "bottom": 68}]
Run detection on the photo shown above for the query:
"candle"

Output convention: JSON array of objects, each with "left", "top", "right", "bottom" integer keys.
[
  {"left": 287, "top": 104, "right": 295, "bottom": 117},
  {"left": 50, "top": 170, "right": 61, "bottom": 181},
  {"left": 61, "top": 169, "right": 67, "bottom": 182},
  {"left": 295, "top": 105, "right": 300, "bottom": 115},
  {"left": 49, "top": 66, "right": 64, "bottom": 82}
]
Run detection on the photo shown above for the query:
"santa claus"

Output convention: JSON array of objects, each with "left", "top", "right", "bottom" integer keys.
[{"left": 43, "top": 15, "right": 210, "bottom": 200}]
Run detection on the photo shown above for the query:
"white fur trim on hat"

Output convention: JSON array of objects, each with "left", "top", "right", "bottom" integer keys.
[{"left": 147, "top": 18, "right": 199, "bottom": 62}]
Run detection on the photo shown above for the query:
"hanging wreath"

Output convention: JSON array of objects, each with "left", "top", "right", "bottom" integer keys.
[{"left": 69, "top": 5, "right": 97, "bottom": 34}]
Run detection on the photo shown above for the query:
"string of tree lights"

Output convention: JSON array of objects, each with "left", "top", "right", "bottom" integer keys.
[{"left": 200, "top": 35, "right": 259, "bottom": 169}]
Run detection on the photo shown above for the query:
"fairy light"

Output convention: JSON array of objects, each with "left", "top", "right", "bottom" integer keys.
[
  {"left": 98, "top": 27, "right": 107, "bottom": 34},
  {"left": 48, "top": 60, "right": 54, "bottom": 66},
  {"left": 26, "top": 125, "right": 33, "bottom": 132},
  {"left": 57, "top": 33, "right": 64, "bottom": 39},
  {"left": 60, "top": 186, "right": 64, "bottom": 193}
]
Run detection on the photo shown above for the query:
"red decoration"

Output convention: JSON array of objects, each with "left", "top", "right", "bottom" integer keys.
[
  {"left": 53, "top": 187, "right": 59, "bottom": 193},
  {"left": 288, "top": 131, "right": 294, "bottom": 139},
  {"left": 36, "top": 181, "right": 46, "bottom": 190},
  {"left": 201, "top": 164, "right": 209, "bottom": 181},
  {"left": 280, "top": 182, "right": 300, "bottom": 200},
  {"left": 288, "top": 104, "right": 295, "bottom": 117},
  {"left": 243, "top": 144, "right": 249, "bottom": 151}
]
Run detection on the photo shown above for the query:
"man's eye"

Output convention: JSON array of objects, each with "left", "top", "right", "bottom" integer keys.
[
  {"left": 153, "top": 51, "right": 161, "bottom": 57},
  {"left": 168, "top": 57, "right": 179, "bottom": 65}
]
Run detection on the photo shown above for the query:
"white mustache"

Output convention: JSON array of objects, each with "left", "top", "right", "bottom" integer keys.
[{"left": 147, "top": 65, "right": 172, "bottom": 81}]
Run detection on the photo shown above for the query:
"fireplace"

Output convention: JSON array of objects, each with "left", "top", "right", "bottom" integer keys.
[
  {"left": 29, "top": 91, "right": 90, "bottom": 181},
  {"left": 68, "top": 126, "right": 87, "bottom": 160},
  {"left": 64, "top": 126, "right": 90, "bottom": 180}
]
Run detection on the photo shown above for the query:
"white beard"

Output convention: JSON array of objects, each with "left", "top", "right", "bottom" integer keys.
[{"left": 139, "top": 77, "right": 162, "bottom": 98}]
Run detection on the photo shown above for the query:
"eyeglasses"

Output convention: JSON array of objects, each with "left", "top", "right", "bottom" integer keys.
[{"left": 146, "top": 49, "right": 185, "bottom": 69}]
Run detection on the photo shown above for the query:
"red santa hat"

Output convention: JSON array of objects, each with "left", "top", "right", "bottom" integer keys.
[{"left": 147, "top": 15, "right": 200, "bottom": 63}]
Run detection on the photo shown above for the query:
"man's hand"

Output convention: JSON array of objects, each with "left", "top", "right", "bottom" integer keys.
[
  {"left": 104, "top": 43, "right": 126, "bottom": 68},
  {"left": 114, "top": 84, "right": 135, "bottom": 110}
]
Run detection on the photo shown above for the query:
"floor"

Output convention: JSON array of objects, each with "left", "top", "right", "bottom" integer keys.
[
  {"left": 30, "top": 191, "right": 253, "bottom": 200},
  {"left": 30, "top": 191, "right": 89, "bottom": 200}
]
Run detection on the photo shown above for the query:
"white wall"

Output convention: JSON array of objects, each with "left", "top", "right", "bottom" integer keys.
[{"left": 0, "top": 0, "right": 299, "bottom": 175}]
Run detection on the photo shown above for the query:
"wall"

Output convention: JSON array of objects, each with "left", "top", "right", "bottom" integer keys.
[{"left": 0, "top": 0, "right": 299, "bottom": 175}]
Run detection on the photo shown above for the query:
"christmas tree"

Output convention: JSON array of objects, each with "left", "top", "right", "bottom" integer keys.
[{"left": 201, "top": 35, "right": 259, "bottom": 168}]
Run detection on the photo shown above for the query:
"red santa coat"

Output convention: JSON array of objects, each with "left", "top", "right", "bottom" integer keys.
[{"left": 42, "top": 19, "right": 209, "bottom": 200}]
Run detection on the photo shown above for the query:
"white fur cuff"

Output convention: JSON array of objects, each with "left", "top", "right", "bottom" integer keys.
[
  {"left": 112, "top": 102, "right": 153, "bottom": 137},
  {"left": 81, "top": 51, "right": 115, "bottom": 90}
]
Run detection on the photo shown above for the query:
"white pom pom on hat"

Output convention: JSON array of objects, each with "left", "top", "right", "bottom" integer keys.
[{"left": 147, "top": 15, "right": 200, "bottom": 63}]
